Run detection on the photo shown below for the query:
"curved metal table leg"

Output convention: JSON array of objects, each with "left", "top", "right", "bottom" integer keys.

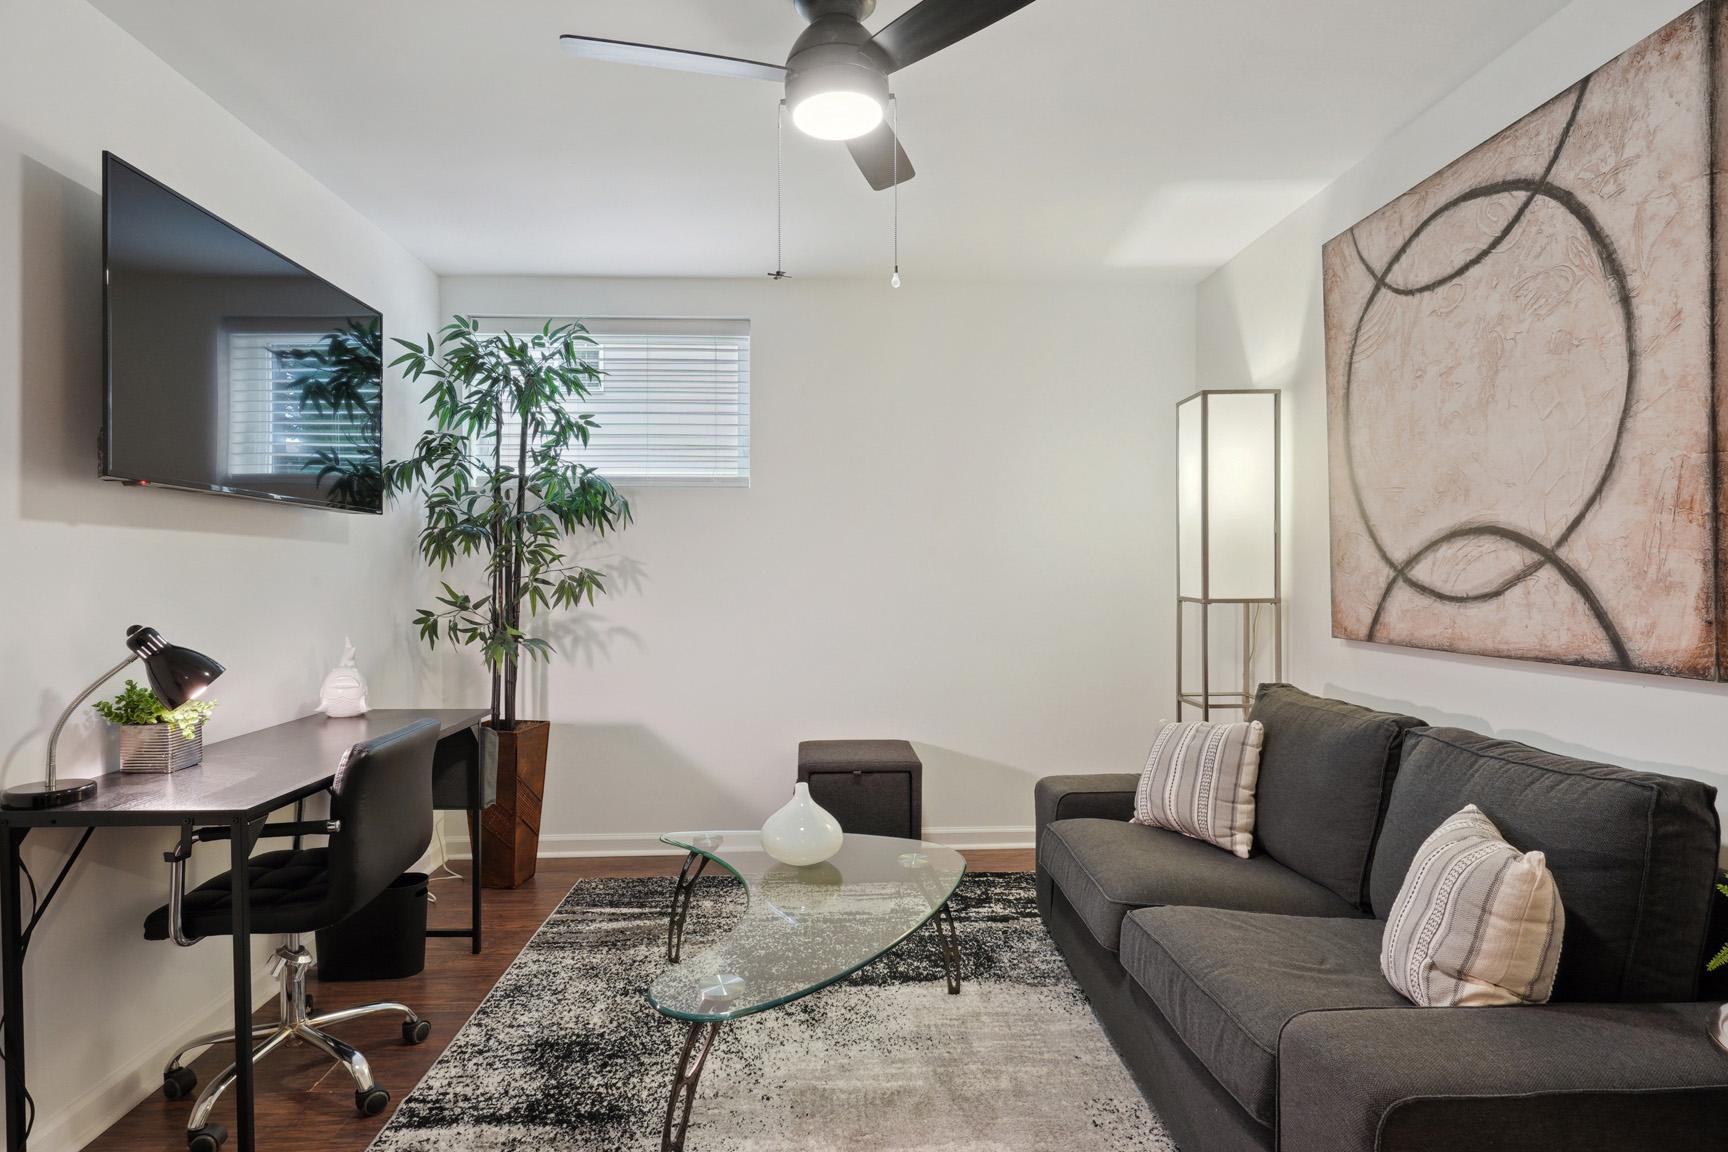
[
  {"left": 667, "top": 851, "right": 709, "bottom": 964},
  {"left": 931, "top": 901, "right": 962, "bottom": 994},
  {"left": 661, "top": 1021, "right": 721, "bottom": 1152}
]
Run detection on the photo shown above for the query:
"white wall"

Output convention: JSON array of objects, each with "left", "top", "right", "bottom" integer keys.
[
  {"left": 438, "top": 275, "right": 1193, "bottom": 855},
  {"left": 1195, "top": 0, "right": 1728, "bottom": 850},
  {"left": 0, "top": 0, "right": 438, "bottom": 1146}
]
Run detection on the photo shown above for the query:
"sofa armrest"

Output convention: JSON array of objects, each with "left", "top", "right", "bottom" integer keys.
[
  {"left": 1278, "top": 1002, "right": 1728, "bottom": 1152},
  {"left": 1033, "top": 774, "right": 1139, "bottom": 849}
]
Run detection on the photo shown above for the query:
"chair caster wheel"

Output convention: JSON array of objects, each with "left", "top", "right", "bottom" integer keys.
[
  {"left": 187, "top": 1123, "right": 227, "bottom": 1151},
  {"left": 163, "top": 1065, "right": 198, "bottom": 1100},
  {"left": 356, "top": 1086, "right": 390, "bottom": 1116},
  {"left": 403, "top": 1018, "right": 431, "bottom": 1045}
]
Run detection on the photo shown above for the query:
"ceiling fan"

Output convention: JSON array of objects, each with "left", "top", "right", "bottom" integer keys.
[{"left": 560, "top": 0, "right": 1038, "bottom": 191}]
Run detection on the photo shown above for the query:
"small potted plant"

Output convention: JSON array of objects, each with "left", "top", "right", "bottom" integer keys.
[{"left": 93, "top": 679, "right": 217, "bottom": 773}]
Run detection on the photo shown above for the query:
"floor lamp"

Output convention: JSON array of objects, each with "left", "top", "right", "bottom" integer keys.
[{"left": 1175, "top": 390, "right": 1281, "bottom": 720}]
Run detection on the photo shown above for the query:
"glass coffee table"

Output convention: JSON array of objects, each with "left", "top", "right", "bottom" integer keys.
[{"left": 648, "top": 831, "right": 967, "bottom": 1151}]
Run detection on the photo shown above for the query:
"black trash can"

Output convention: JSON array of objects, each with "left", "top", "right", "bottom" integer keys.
[{"left": 315, "top": 871, "right": 428, "bottom": 981}]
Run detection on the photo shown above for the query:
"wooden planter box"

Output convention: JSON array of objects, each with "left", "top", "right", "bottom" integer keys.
[{"left": 472, "top": 719, "right": 547, "bottom": 889}]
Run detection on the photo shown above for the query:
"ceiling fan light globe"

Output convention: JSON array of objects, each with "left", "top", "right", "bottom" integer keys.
[{"left": 792, "top": 90, "right": 884, "bottom": 140}]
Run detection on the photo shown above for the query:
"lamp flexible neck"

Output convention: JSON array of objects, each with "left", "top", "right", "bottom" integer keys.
[{"left": 45, "top": 653, "right": 139, "bottom": 787}]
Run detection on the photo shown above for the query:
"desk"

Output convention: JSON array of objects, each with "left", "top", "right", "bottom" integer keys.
[{"left": 0, "top": 707, "right": 488, "bottom": 1152}]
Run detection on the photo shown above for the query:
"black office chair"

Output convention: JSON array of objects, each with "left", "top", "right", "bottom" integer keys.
[{"left": 143, "top": 719, "right": 440, "bottom": 1152}]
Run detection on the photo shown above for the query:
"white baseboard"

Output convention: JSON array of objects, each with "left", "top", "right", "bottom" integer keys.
[
  {"left": 920, "top": 826, "right": 1038, "bottom": 851},
  {"left": 52, "top": 964, "right": 280, "bottom": 1152},
  {"left": 442, "top": 825, "right": 1036, "bottom": 860}
]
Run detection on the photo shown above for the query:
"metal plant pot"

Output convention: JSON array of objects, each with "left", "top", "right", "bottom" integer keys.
[
  {"left": 1713, "top": 1004, "right": 1728, "bottom": 1055},
  {"left": 118, "top": 724, "right": 203, "bottom": 773}
]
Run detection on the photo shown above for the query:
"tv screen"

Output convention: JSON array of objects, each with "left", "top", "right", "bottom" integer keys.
[{"left": 101, "top": 152, "right": 383, "bottom": 513}]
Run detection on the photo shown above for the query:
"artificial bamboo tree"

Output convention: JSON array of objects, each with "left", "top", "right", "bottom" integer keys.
[{"left": 384, "top": 316, "right": 631, "bottom": 882}]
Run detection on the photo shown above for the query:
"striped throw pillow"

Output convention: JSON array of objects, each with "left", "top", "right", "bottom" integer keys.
[
  {"left": 1381, "top": 805, "right": 1565, "bottom": 1007},
  {"left": 1131, "top": 719, "right": 1264, "bottom": 858}
]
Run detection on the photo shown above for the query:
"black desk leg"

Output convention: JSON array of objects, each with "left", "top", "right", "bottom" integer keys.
[
  {"left": 469, "top": 757, "right": 482, "bottom": 954},
  {"left": 2, "top": 828, "right": 26, "bottom": 1152},
  {"left": 229, "top": 820, "right": 255, "bottom": 1152}
]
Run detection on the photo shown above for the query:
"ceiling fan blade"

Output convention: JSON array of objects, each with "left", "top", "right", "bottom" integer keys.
[
  {"left": 558, "top": 35, "right": 787, "bottom": 82},
  {"left": 846, "top": 123, "right": 915, "bottom": 191},
  {"left": 869, "top": 0, "right": 1039, "bottom": 72}
]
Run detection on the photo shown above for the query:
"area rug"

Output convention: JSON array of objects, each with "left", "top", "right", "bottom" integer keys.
[{"left": 370, "top": 871, "right": 1172, "bottom": 1151}]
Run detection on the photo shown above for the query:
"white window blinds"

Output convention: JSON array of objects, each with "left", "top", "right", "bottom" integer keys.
[
  {"left": 481, "top": 317, "right": 750, "bottom": 487},
  {"left": 225, "top": 326, "right": 376, "bottom": 476}
]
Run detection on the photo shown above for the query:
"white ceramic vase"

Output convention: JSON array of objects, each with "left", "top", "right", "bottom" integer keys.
[
  {"left": 1713, "top": 1003, "right": 1728, "bottom": 1055},
  {"left": 760, "top": 782, "right": 844, "bottom": 866}
]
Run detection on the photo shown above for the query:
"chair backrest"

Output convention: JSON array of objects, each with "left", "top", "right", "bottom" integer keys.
[
  {"left": 1368, "top": 726, "right": 1721, "bottom": 1003},
  {"left": 322, "top": 718, "right": 439, "bottom": 923}
]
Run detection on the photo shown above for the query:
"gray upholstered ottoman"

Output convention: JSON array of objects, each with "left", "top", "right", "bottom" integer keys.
[{"left": 797, "top": 739, "right": 923, "bottom": 840}]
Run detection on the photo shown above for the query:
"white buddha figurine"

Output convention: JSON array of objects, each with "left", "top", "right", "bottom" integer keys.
[{"left": 318, "top": 638, "right": 370, "bottom": 718}]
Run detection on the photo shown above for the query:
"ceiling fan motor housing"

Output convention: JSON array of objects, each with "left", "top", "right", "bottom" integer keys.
[
  {"left": 793, "top": 0, "right": 877, "bottom": 22},
  {"left": 784, "top": 6, "right": 891, "bottom": 136}
]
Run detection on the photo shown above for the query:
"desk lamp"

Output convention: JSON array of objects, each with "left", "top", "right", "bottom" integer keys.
[{"left": 4, "top": 625, "right": 225, "bottom": 810}]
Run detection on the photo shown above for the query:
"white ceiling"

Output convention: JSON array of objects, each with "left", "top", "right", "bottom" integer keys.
[{"left": 90, "top": 0, "right": 1572, "bottom": 280}]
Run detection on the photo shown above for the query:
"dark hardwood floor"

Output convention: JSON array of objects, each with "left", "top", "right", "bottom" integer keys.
[{"left": 88, "top": 848, "right": 1035, "bottom": 1151}]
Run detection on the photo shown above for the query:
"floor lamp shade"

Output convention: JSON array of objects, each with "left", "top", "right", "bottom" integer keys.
[{"left": 1175, "top": 390, "right": 1281, "bottom": 718}]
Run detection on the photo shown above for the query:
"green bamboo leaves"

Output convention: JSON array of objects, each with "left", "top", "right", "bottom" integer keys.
[{"left": 383, "top": 317, "right": 632, "bottom": 726}]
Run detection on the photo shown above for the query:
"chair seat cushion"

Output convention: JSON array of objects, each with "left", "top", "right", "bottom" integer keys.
[
  {"left": 143, "top": 848, "right": 332, "bottom": 941},
  {"left": 1120, "top": 907, "right": 1406, "bottom": 1127},
  {"left": 1038, "top": 818, "right": 1364, "bottom": 952}
]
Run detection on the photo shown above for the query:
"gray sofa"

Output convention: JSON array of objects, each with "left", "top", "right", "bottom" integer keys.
[{"left": 1035, "top": 683, "right": 1728, "bottom": 1152}]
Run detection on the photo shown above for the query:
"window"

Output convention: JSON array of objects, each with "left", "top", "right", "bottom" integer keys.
[
  {"left": 225, "top": 323, "right": 380, "bottom": 477},
  {"left": 482, "top": 317, "right": 750, "bottom": 487}
]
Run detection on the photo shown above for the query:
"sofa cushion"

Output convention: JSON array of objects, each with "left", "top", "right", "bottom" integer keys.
[
  {"left": 1121, "top": 907, "right": 1404, "bottom": 1128},
  {"left": 1251, "top": 683, "right": 1423, "bottom": 910},
  {"left": 1368, "top": 727, "right": 1721, "bottom": 1003},
  {"left": 1039, "top": 817, "right": 1363, "bottom": 952}
]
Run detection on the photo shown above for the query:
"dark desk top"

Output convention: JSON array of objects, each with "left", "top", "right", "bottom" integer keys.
[{"left": 1, "top": 708, "right": 489, "bottom": 828}]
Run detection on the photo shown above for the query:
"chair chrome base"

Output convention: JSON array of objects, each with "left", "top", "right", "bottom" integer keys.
[{"left": 163, "top": 936, "right": 429, "bottom": 1148}]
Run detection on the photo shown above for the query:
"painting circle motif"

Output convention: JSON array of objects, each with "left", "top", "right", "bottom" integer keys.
[
  {"left": 1325, "top": 10, "right": 1720, "bottom": 680},
  {"left": 1344, "top": 150, "right": 1637, "bottom": 661}
]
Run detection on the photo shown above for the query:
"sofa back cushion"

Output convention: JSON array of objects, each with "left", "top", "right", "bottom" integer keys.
[
  {"left": 1251, "top": 684, "right": 1423, "bottom": 909},
  {"left": 1369, "top": 727, "right": 1721, "bottom": 1003}
]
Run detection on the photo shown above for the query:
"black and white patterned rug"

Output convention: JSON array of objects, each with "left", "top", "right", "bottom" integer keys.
[{"left": 370, "top": 871, "right": 1171, "bottom": 1151}]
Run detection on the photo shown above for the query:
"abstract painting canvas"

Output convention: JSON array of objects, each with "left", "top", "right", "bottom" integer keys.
[{"left": 1323, "top": 2, "right": 1727, "bottom": 680}]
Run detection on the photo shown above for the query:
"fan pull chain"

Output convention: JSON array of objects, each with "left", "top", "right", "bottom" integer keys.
[
  {"left": 890, "top": 93, "right": 901, "bottom": 289},
  {"left": 770, "top": 99, "right": 788, "bottom": 280}
]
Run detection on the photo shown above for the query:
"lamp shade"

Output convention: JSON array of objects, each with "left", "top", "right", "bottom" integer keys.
[
  {"left": 1176, "top": 391, "right": 1279, "bottom": 601},
  {"left": 125, "top": 624, "right": 224, "bottom": 708}
]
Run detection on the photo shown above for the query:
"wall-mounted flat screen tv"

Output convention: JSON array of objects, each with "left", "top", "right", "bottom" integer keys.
[{"left": 101, "top": 152, "right": 383, "bottom": 513}]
